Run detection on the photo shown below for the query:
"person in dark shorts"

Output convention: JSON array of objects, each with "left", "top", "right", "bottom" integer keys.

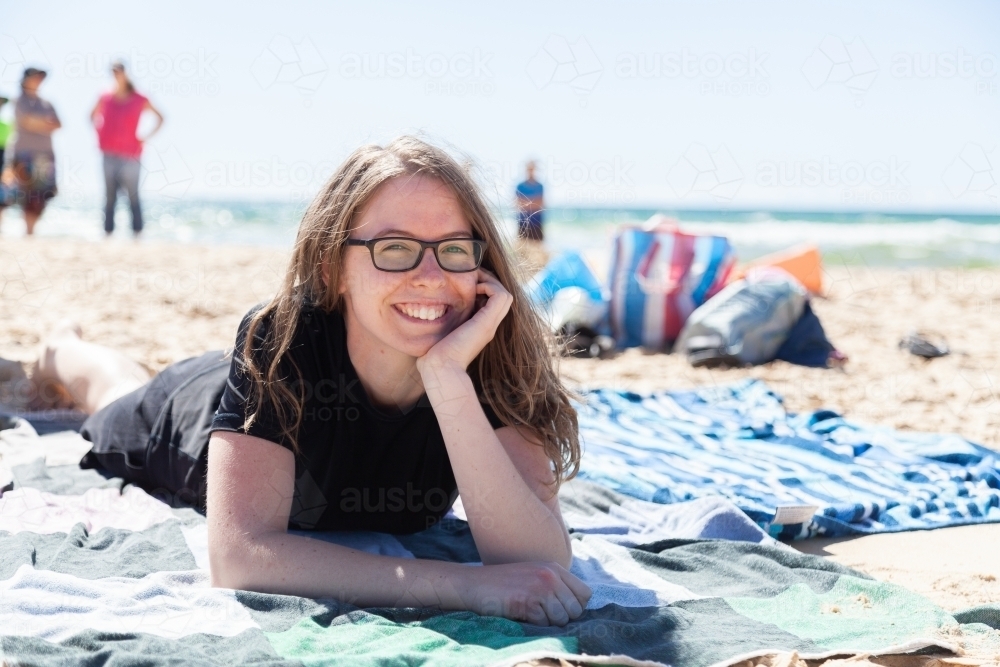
[
  {"left": 10, "top": 67, "right": 61, "bottom": 235},
  {"left": 37, "top": 137, "right": 590, "bottom": 626},
  {"left": 515, "top": 160, "right": 544, "bottom": 241}
]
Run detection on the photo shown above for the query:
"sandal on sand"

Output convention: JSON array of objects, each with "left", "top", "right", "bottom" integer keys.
[{"left": 898, "top": 331, "right": 949, "bottom": 358}]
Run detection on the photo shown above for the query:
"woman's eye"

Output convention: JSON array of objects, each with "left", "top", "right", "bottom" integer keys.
[
  {"left": 441, "top": 244, "right": 470, "bottom": 255},
  {"left": 381, "top": 243, "right": 411, "bottom": 252}
]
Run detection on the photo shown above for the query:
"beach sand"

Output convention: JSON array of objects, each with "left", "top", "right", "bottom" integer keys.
[{"left": 1, "top": 237, "right": 999, "bottom": 613}]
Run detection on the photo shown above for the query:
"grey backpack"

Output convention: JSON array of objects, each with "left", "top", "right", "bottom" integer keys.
[{"left": 676, "top": 270, "right": 807, "bottom": 367}]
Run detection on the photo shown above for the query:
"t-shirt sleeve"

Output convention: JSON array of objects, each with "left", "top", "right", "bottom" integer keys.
[{"left": 210, "top": 306, "right": 294, "bottom": 449}]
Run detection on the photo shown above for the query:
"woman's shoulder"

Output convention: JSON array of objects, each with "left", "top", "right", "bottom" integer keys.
[
  {"left": 235, "top": 302, "right": 271, "bottom": 340},
  {"left": 234, "top": 299, "right": 346, "bottom": 357}
]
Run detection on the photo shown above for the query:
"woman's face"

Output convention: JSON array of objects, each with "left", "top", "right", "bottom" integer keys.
[{"left": 338, "top": 174, "right": 480, "bottom": 359}]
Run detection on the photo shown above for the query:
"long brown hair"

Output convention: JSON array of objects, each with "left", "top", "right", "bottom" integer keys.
[{"left": 241, "top": 136, "right": 581, "bottom": 485}]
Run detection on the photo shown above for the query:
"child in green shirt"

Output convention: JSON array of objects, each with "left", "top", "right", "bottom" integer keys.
[
  {"left": 0, "top": 94, "right": 12, "bottom": 213},
  {"left": 0, "top": 94, "right": 11, "bottom": 166}
]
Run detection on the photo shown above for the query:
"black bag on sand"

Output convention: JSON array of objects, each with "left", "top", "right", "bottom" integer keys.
[{"left": 79, "top": 351, "right": 229, "bottom": 511}]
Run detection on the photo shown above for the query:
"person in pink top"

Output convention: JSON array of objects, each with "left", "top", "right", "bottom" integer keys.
[{"left": 90, "top": 60, "right": 163, "bottom": 237}]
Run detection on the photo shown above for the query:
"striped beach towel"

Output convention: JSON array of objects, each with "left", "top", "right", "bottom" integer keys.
[
  {"left": 576, "top": 379, "right": 1000, "bottom": 539},
  {"left": 609, "top": 218, "right": 735, "bottom": 349},
  {"left": 0, "top": 450, "right": 987, "bottom": 667}
]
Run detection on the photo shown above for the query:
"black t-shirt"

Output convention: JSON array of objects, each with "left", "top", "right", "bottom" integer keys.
[{"left": 210, "top": 302, "right": 504, "bottom": 534}]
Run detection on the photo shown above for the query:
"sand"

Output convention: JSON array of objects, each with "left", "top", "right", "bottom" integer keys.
[
  {"left": 796, "top": 524, "right": 1000, "bottom": 611},
  {"left": 1, "top": 237, "right": 999, "bottom": 614}
]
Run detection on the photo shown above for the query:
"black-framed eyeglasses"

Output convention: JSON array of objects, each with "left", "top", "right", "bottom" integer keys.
[{"left": 347, "top": 237, "right": 487, "bottom": 273}]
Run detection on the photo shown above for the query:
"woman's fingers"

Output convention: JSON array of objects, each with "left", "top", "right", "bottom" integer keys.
[
  {"left": 559, "top": 568, "right": 593, "bottom": 609},
  {"left": 471, "top": 563, "right": 587, "bottom": 627},
  {"left": 527, "top": 565, "right": 585, "bottom": 626},
  {"left": 525, "top": 601, "right": 551, "bottom": 627},
  {"left": 551, "top": 576, "right": 586, "bottom": 620},
  {"left": 476, "top": 269, "right": 509, "bottom": 296},
  {"left": 473, "top": 280, "right": 513, "bottom": 326},
  {"left": 540, "top": 594, "right": 571, "bottom": 626},
  {"left": 475, "top": 274, "right": 507, "bottom": 298}
]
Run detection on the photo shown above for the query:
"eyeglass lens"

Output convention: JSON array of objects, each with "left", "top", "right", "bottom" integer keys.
[{"left": 372, "top": 239, "right": 482, "bottom": 272}]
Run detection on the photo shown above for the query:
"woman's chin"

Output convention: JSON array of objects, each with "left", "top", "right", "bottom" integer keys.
[{"left": 388, "top": 332, "right": 444, "bottom": 360}]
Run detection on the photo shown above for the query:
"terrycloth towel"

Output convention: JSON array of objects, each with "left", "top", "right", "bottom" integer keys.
[
  {"left": 0, "top": 486, "right": 176, "bottom": 534},
  {"left": 1, "top": 460, "right": 988, "bottom": 667},
  {"left": 559, "top": 481, "right": 775, "bottom": 546},
  {"left": 0, "top": 423, "right": 94, "bottom": 490},
  {"left": 0, "top": 565, "right": 256, "bottom": 642},
  {"left": 570, "top": 536, "right": 704, "bottom": 609},
  {"left": 576, "top": 379, "right": 1000, "bottom": 538}
]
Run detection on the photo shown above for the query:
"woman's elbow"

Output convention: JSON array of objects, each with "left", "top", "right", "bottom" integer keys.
[
  {"left": 208, "top": 548, "right": 241, "bottom": 589},
  {"left": 208, "top": 534, "right": 254, "bottom": 590}
]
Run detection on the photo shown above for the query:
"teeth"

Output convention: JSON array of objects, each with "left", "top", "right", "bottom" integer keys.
[{"left": 398, "top": 304, "right": 445, "bottom": 321}]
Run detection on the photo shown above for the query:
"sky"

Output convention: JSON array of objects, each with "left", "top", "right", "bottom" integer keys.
[{"left": 3, "top": 0, "right": 999, "bottom": 213}]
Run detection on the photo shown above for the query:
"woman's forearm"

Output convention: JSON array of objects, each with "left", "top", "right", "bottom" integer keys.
[
  {"left": 210, "top": 527, "right": 471, "bottom": 608},
  {"left": 419, "top": 362, "right": 572, "bottom": 568}
]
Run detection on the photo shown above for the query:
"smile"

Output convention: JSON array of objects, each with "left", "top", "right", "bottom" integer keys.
[{"left": 394, "top": 303, "right": 449, "bottom": 322}]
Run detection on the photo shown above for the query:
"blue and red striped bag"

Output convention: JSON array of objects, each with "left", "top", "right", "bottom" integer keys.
[{"left": 609, "top": 217, "right": 736, "bottom": 349}]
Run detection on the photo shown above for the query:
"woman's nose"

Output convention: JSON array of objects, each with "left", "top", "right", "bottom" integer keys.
[{"left": 410, "top": 246, "right": 447, "bottom": 285}]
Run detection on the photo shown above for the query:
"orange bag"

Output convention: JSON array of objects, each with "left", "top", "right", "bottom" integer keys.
[{"left": 729, "top": 244, "right": 824, "bottom": 295}]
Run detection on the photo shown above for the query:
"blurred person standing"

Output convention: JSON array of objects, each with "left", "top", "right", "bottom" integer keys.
[
  {"left": 515, "top": 160, "right": 545, "bottom": 241},
  {"left": 91, "top": 60, "right": 163, "bottom": 237},
  {"left": 0, "top": 93, "right": 11, "bottom": 170},
  {"left": 0, "top": 93, "right": 13, "bottom": 225},
  {"left": 8, "top": 67, "right": 61, "bottom": 236}
]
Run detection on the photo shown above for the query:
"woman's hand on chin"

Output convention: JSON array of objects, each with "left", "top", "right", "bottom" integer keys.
[
  {"left": 459, "top": 561, "right": 591, "bottom": 627},
  {"left": 416, "top": 269, "right": 512, "bottom": 375}
]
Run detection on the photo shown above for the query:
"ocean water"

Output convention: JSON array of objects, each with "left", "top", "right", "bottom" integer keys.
[{"left": 5, "top": 198, "right": 1000, "bottom": 268}]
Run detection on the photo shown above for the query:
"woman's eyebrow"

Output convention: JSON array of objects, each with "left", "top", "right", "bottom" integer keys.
[{"left": 371, "top": 228, "right": 474, "bottom": 239}]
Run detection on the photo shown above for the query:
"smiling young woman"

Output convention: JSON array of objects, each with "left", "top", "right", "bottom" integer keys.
[{"left": 56, "top": 136, "right": 589, "bottom": 626}]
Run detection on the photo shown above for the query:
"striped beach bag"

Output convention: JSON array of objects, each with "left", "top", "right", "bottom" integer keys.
[{"left": 609, "top": 217, "right": 736, "bottom": 349}]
